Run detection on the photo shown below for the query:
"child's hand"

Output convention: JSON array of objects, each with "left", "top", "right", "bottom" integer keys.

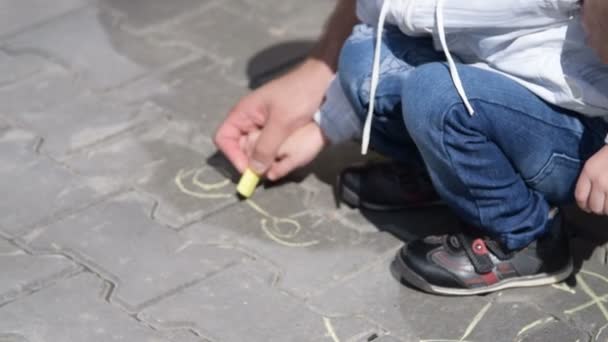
[
  {"left": 575, "top": 145, "right": 608, "bottom": 215},
  {"left": 241, "top": 122, "right": 328, "bottom": 181}
]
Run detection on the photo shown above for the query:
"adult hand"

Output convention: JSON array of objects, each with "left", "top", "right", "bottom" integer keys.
[
  {"left": 214, "top": 0, "right": 357, "bottom": 175},
  {"left": 575, "top": 145, "right": 608, "bottom": 215},
  {"left": 214, "top": 59, "right": 333, "bottom": 174},
  {"left": 581, "top": 0, "right": 608, "bottom": 64}
]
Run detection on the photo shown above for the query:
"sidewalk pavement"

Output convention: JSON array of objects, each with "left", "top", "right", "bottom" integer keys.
[{"left": 1, "top": 1, "right": 608, "bottom": 341}]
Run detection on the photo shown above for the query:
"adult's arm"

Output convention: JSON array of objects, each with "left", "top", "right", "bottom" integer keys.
[{"left": 581, "top": 0, "right": 608, "bottom": 63}]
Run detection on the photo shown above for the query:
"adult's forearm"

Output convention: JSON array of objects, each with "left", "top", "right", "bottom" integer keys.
[
  {"left": 309, "top": 0, "right": 358, "bottom": 74},
  {"left": 582, "top": 0, "right": 608, "bottom": 64}
]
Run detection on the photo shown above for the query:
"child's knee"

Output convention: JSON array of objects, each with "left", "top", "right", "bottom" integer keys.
[
  {"left": 338, "top": 25, "right": 376, "bottom": 94},
  {"left": 401, "top": 63, "right": 463, "bottom": 139}
]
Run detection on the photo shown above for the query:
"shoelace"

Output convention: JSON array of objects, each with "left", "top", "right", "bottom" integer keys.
[
  {"left": 435, "top": 0, "right": 475, "bottom": 116},
  {"left": 361, "top": 0, "right": 475, "bottom": 155},
  {"left": 360, "top": 0, "right": 392, "bottom": 155}
]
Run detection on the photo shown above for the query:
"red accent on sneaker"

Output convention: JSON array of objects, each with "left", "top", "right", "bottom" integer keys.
[
  {"left": 463, "top": 277, "right": 486, "bottom": 286},
  {"left": 481, "top": 271, "right": 499, "bottom": 285},
  {"left": 472, "top": 239, "right": 489, "bottom": 256}
]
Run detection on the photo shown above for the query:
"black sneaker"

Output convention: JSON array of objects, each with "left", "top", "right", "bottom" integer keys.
[
  {"left": 392, "top": 211, "right": 573, "bottom": 296},
  {"left": 337, "top": 161, "right": 442, "bottom": 211}
]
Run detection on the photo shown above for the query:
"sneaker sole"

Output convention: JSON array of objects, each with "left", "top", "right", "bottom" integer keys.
[
  {"left": 391, "top": 250, "right": 574, "bottom": 296},
  {"left": 338, "top": 177, "right": 444, "bottom": 212}
]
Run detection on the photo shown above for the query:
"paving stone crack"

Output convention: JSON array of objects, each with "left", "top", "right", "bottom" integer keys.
[
  {"left": 32, "top": 136, "right": 44, "bottom": 154},
  {"left": 305, "top": 247, "right": 403, "bottom": 300},
  {"left": 0, "top": 4, "right": 93, "bottom": 41},
  {"left": 115, "top": 0, "right": 224, "bottom": 37},
  {"left": 0, "top": 267, "right": 83, "bottom": 309},
  {"left": 171, "top": 199, "right": 241, "bottom": 231},
  {"left": 115, "top": 260, "right": 245, "bottom": 314},
  {"left": 11, "top": 188, "right": 130, "bottom": 240},
  {"left": 1, "top": 46, "right": 74, "bottom": 75}
]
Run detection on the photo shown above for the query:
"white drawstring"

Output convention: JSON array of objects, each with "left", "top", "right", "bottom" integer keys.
[
  {"left": 436, "top": 0, "right": 475, "bottom": 115},
  {"left": 361, "top": 0, "right": 392, "bottom": 155},
  {"left": 361, "top": 0, "right": 474, "bottom": 155}
]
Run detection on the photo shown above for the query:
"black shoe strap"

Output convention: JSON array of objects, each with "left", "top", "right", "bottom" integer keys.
[
  {"left": 484, "top": 239, "right": 513, "bottom": 260},
  {"left": 457, "top": 234, "right": 494, "bottom": 274}
]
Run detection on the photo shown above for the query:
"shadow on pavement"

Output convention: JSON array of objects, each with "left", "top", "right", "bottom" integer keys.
[{"left": 246, "top": 40, "right": 316, "bottom": 89}]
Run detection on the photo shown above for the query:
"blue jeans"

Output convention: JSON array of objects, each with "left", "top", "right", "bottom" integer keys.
[{"left": 339, "top": 24, "right": 608, "bottom": 250}]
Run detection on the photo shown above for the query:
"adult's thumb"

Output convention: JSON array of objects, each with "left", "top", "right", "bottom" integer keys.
[{"left": 249, "top": 120, "right": 292, "bottom": 175}]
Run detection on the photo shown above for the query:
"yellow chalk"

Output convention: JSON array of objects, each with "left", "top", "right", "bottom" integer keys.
[{"left": 237, "top": 168, "right": 260, "bottom": 198}]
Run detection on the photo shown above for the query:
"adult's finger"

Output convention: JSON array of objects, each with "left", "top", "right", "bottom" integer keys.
[
  {"left": 215, "top": 125, "right": 247, "bottom": 172},
  {"left": 244, "top": 130, "right": 261, "bottom": 158},
  {"left": 214, "top": 108, "right": 262, "bottom": 173}
]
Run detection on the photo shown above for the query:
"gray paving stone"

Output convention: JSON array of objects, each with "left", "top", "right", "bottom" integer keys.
[
  {"left": 463, "top": 298, "right": 587, "bottom": 342},
  {"left": 0, "top": 334, "right": 29, "bottom": 342},
  {"left": 103, "top": 73, "right": 171, "bottom": 107},
  {"left": 184, "top": 182, "right": 402, "bottom": 298},
  {"left": 0, "top": 54, "right": 162, "bottom": 158},
  {"left": 153, "top": 58, "right": 247, "bottom": 129},
  {"left": 140, "top": 261, "right": 382, "bottom": 342},
  {"left": 20, "top": 94, "right": 164, "bottom": 157},
  {"left": 0, "top": 123, "right": 38, "bottom": 165},
  {"left": 100, "top": 0, "right": 213, "bottom": 31},
  {"left": 168, "top": 4, "right": 285, "bottom": 82},
  {"left": 163, "top": 330, "right": 207, "bottom": 342},
  {"left": 476, "top": 255, "right": 608, "bottom": 339},
  {"left": 64, "top": 120, "right": 239, "bottom": 227},
  {"left": 0, "top": 126, "right": 100, "bottom": 237},
  {"left": 511, "top": 317, "right": 589, "bottom": 342},
  {"left": 95, "top": 27, "right": 193, "bottom": 72},
  {"left": 594, "top": 323, "right": 608, "bottom": 341},
  {"left": 0, "top": 273, "right": 171, "bottom": 342},
  {"left": 0, "top": 63, "right": 84, "bottom": 118},
  {"left": 143, "top": 151, "right": 239, "bottom": 228},
  {"left": 216, "top": 1, "right": 326, "bottom": 87},
  {"left": 0, "top": 238, "right": 79, "bottom": 304},
  {"left": 0, "top": 52, "right": 44, "bottom": 86},
  {"left": 216, "top": 2, "right": 331, "bottom": 87},
  {"left": 0, "top": 0, "right": 89, "bottom": 38},
  {"left": 20, "top": 192, "right": 249, "bottom": 312},
  {"left": 557, "top": 269, "right": 608, "bottom": 335},
  {"left": 4, "top": 7, "right": 188, "bottom": 90},
  {"left": 62, "top": 121, "right": 198, "bottom": 187},
  {"left": 224, "top": 0, "right": 335, "bottom": 38},
  {"left": 308, "top": 258, "right": 489, "bottom": 341},
  {"left": 366, "top": 336, "right": 402, "bottom": 342}
]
